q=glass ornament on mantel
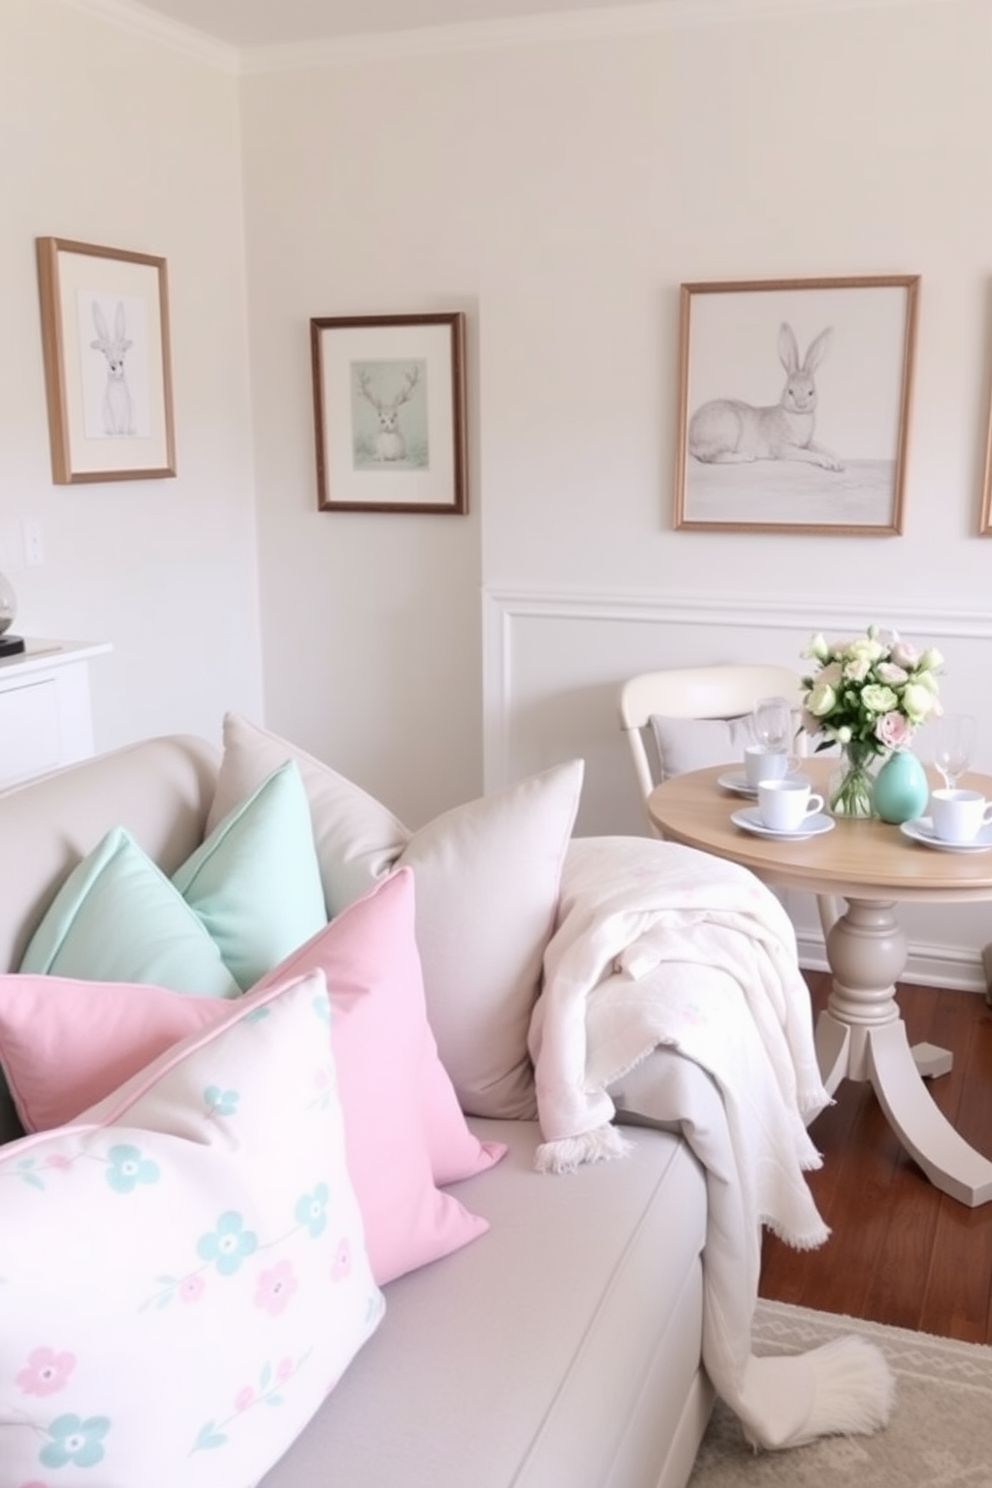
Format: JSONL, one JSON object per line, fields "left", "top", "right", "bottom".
{"left": 0, "top": 570, "right": 25, "bottom": 656}
{"left": 0, "top": 570, "right": 15, "bottom": 634}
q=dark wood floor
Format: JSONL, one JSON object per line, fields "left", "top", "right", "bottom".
{"left": 759, "top": 970, "right": 992, "bottom": 1345}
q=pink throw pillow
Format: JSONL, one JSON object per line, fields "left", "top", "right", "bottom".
{"left": 252, "top": 869, "right": 505, "bottom": 1281}
{"left": 0, "top": 869, "right": 504, "bottom": 1284}
{"left": 0, "top": 976, "right": 227, "bottom": 1134}
{"left": 253, "top": 873, "right": 505, "bottom": 1190}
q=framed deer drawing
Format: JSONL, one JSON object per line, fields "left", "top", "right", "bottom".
{"left": 310, "top": 312, "right": 468, "bottom": 514}
{"left": 36, "top": 238, "right": 176, "bottom": 483}
{"left": 673, "top": 275, "right": 919, "bottom": 535}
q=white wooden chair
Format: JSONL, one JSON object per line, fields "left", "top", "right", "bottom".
{"left": 618, "top": 663, "right": 838, "bottom": 938}
{"left": 618, "top": 663, "right": 805, "bottom": 802}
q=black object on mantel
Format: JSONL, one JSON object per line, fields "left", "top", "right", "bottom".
{"left": 0, "top": 634, "right": 25, "bottom": 658}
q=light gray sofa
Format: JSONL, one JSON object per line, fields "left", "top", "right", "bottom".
{"left": 0, "top": 736, "right": 713, "bottom": 1488}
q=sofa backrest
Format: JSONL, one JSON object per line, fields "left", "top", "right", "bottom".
{"left": 0, "top": 734, "right": 219, "bottom": 975}
{"left": 0, "top": 734, "right": 219, "bottom": 1144}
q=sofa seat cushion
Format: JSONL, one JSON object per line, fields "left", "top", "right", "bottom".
{"left": 257, "top": 1117, "right": 708, "bottom": 1488}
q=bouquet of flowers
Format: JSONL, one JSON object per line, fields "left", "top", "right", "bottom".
{"left": 800, "top": 625, "right": 943, "bottom": 816}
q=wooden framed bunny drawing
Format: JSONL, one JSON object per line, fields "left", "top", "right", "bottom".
{"left": 36, "top": 237, "right": 176, "bottom": 483}
{"left": 673, "top": 274, "right": 919, "bottom": 536}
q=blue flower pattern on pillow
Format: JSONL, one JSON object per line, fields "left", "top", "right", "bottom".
{"left": 294, "top": 1183, "right": 329, "bottom": 1240}
{"left": 40, "top": 1411, "right": 112, "bottom": 1469}
{"left": 0, "top": 972, "right": 385, "bottom": 1484}
{"left": 197, "top": 1211, "right": 259, "bottom": 1276}
{"left": 204, "top": 1084, "right": 240, "bottom": 1118}
{"left": 105, "top": 1143, "right": 160, "bottom": 1194}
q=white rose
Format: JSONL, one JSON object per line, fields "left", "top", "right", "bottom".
{"left": 802, "top": 633, "right": 830, "bottom": 664}
{"left": 902, "top": 682, "right": 938, "bottom": 723}
{"left": 861, "top": 683, "right": 899, "bottom": 715}
{"left": 806, "top": 679, "right": 837, "bottom": 718}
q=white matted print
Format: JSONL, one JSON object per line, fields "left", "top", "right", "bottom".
{"left": 310, "top": 313, "right": 467, "bottom": 514}
{"left": 36, "top": 238, "right": 176, "bottom": 483}
{"left": 674, "top": 276, "right": 919, "bottom": 535}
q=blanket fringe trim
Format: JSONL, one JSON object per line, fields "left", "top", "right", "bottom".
{"left": 535, "top": 1126, "right": 632, "bottom": 1174}
{"left": 743, "top": 1337, "right": 896, "bottom": 1451}
{"left": 801, "top": 1336, "right": 896, "bottom": 1443}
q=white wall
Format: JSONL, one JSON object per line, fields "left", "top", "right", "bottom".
{"left": 7, "top": 0, "right": 992, "bottom": 984}
{"left": 0, "top": 0, "right": 263, "bottom": 751}
{"left": 240, "top": 0, "right": 992, "bottom": 980}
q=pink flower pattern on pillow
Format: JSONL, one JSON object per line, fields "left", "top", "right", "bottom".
{"left": 15, "top": 1347, "right": 75, "bottom": 1397}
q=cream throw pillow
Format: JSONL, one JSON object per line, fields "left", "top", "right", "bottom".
{"left": 208, "top": 715, "right": 584, "bottom": 1119}
{"left": 649, "top": 714, "right": 757, "bottom": 782}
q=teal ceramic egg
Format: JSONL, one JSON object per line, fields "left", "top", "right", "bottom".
{"left": 872, "top": 749, "right": 929, "bottom": 824}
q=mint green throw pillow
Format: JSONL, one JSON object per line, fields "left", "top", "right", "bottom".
{"left": 19, "top": 761, "right": 327, "bottom": 994}
{"left": 173, "top": 759, "right": 327, "bottom": 988}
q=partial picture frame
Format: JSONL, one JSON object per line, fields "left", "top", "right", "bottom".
{"left": 674, "top": 275, "right": 920, "bottom": 535}
{"left": 36, "top": 237, "right": 176, "bottom": 484}
{"left": 310, "top": 312, "right": 467, "bottom": 514}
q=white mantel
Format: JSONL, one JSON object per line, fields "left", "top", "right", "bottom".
{"left": 0, "top": 640, "right": 111, "bottom": 789}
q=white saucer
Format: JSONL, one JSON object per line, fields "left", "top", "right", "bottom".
{"left": 718, "top": 771, "right": 807, "bottom": 799}
{"left": 899, "top": 817, "right": 992, "bottom": 854}
{"left": 731, "top": 807, "right": 835, "bottom": 841}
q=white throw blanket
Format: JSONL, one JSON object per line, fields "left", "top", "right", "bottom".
{"left": 528, "top": 836, "right": 895, "bottom": 1451}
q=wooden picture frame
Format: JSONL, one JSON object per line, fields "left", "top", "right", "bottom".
{"left": 310, "top": 312, "right": 467, "bottom": 514}
{"left": 980, "top": 374, "right": 992, "bottom": 535}
{"left": 36, "top": 237, "right": 176, "bottom": 483}
{"left": 673, "top": 275, "right": 919, "bottom": 535}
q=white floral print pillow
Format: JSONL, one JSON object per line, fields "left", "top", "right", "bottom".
{"left": 0, "top": 970, "right": 384, "bottom": 1488}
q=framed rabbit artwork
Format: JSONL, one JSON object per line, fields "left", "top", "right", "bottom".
{"left": 310, "top": 312, "right": 468, "bottom": 514}
{"left": 36, "top": 238, "right": 176, "bottom": 484}
{"left": 673, "top": 275, "right": 919, "bottom": 535}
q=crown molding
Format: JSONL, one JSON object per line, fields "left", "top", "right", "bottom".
{"left": 239, "top": 0, "right": 965, "bottom": 73}
{"left": 57, "top": 0, "right": 969, "bottom": 75}
{"left": 56, "top": 0, "right": 239, "bottom": 71}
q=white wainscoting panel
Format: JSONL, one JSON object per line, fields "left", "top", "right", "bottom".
{"left": 483, "top": 587, "right": 992, "bottom": 991}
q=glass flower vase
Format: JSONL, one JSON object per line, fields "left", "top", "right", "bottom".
{"left": 827, "top": 742, "right": 881, "bottom": 819}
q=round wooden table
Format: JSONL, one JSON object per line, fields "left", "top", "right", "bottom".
{"left": 648, "top": 759, "right": 992, "bottom": 1207}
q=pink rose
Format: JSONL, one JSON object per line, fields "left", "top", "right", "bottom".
{"left": 890, "top": 640, "right": 919, "bottom": 668}
{"left": 876, "top": 712, "right": 913, "bottom": 749}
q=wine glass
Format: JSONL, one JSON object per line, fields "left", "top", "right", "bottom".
{"left": 753, "top": 695, "right": 793, "bottom": 754}
{"left": 932, "top": 713, "right": 975, "bottom": 790}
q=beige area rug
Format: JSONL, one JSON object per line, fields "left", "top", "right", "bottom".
{"left": 689, "top": 1299, "right": 992, "bottom": 1487}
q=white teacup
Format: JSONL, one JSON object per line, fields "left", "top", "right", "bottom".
{"left": 743, "top": 744, "right": 797, "bottom": 789}
{"left": 929, "top": 788, "right": 992, "bottom": 844}
{"left": 758, "top": 778, "right": 824, "bottom": 833}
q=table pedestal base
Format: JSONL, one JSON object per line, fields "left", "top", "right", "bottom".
{"left": 814, "top": 897, "right": 992, "bottom": 1208}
